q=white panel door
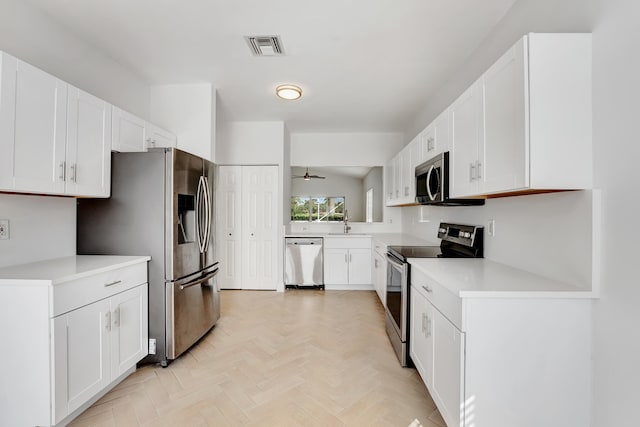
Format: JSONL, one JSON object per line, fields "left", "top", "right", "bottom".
{"left": 0, "top": 53, "right": 17, "bottom": 191}
{"left": 146, "top": 123, "right": 177, "bottom": 149}
{"left": 348, "top": 249, "right": 372, "bottom": 285}
{"left": 373, "top": 251, "right": 386, "bottom": 304}
{"left": 66, "top": 86, "right": 112, "bottom": 197}
{"left": 450, "top": 80, "right": 482, "bottom": 198}
{"left": 241, "top": 165, "right": 278, "bottom": 290}
{"left": 433, "top": 109, "right": 450, "bottom": 156}
{"left": 432, "top": 308, "right": 465, "bottom": 427}
{"left": 482, "top": 37, "right": 529, "bottom": 194}
{"left": 217, "top": 166, "right": 242, "bottom": 289}
{"left": 56, "top": 298, "right": 111, "bottom": 416}
{"left": 110, "top": 284, "right": 148, "bottom": 379}
{"left": 323, "top": 248, "right": 349, "bottom": 285}
{"left": 13, "top": 58, "right": 67, "bottom": 194}
{"left": 112, "top": 106, "right": 146, "bottom": 152}
{"left": 410, "top": 287, "right": 434, "bottom": 387}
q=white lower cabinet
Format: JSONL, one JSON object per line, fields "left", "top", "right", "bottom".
{"left": 373, "top": 250, "right": 387, "bottom": 305}
{"left": 0, "top": 256, "right": 149, "bottom": 427}
{"left": 411, "top": 284, "right": 463, "bottom": 427}
{"left": 53, "top": 284, "right": 148, "bottom": 422}
{"left": 323, "top": 237, "right": 372, "bottom": 288}
{"left": 409, "top": 265, "right": 591, "bottom": 427}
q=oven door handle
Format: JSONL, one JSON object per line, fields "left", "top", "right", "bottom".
{"left": 386, "top": 253, "right": 407, "bottom": 270}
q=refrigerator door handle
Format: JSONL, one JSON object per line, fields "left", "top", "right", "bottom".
{"left": 203, "top": 176, "right": 212, "bottom": 253}
{"left": 179, "top": 267, "right": 219, "bottom": 290}
{"left": 196, "top": 176, "right": 206, "bottom": 253}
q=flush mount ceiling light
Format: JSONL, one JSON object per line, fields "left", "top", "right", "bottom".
{"left": 276, "top": 84, "right": 302, "bottom": 100}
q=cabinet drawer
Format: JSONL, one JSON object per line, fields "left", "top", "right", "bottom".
{"left": 53, "top": 262, "right": 147, "bottom": 317}
{"left": 411, "top": 266, "right": 462, "bottom": 330}
{"left": 323, "top": 237, "right": 371, "bottom": 249}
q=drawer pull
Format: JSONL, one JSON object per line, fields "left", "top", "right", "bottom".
{"left": 422, "top": 285, "right": 433, "bottom": 293}
{"left": 104, "top": 280, "right": 122, "bottom": 287}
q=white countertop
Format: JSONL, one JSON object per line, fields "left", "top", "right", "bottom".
{"left": 409, "top": 258, "right": 595, "bottom": 299}
{"left": 0, "top": 255, "right": 151, "bottom": 286}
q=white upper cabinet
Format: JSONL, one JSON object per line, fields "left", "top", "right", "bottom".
{"left": 420, "top": 109, "right": 450, "bottom": 162}
{"left": 66, "top": 87, "right": 112, "bottom": 197}
{"left": 386, "top": 139, "right": 417, "bottom": 207}
{"left": 111, "top": 106, "right": 147, "bottom": 152}
{"left": 146, "top": 123, "right": 177, "bottom": 149}
{"left": 0, "top": 52, "right": 111, "bottom": 198}
{"left": 451, "top": 33, "right": 592, "bottom": 198}
{"left": 450, "top": 80, "right": 484, "bottom": 198}
{"left": 2, "top": 54, "right": 68, "bottom": 195}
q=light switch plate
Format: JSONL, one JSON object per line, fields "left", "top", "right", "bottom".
{"left": 487, "top": 219, "right": 496, "bottom": 237}
{"left": 0, "top": 219, "right": 9, "bottom": 240}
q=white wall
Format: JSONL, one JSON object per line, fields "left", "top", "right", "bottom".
{"left": 0, "top": 194, "right": 76, "bottom": 268}
{"left": 150, "top": 84, "right": 216, "bottom": 161}
{"left": 363, "top": 167, "right": 384, "bottom": 222}
{"left": 401, "top": 0, "right": 639, "bottom": 424}
{"left": 290, "top": 132, "right": 404, "bottom": 166}
{"left": 216, "top": 121, "right": 285, "bottom": 165}
{"left": 402, "top": 191, "right": 596, "bottom": 289}
{"left": 0, "top": 0, "right": 149, "bottom": 119}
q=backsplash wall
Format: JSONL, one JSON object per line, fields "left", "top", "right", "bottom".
{"left": 0, "top": 194, "right": 76, "bottom": 268}
{"left": 401, "top": 190, "right": 596, "bottom": 289}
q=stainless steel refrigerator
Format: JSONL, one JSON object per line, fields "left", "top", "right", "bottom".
{"left": 77, "top": 148, "right": 219, "bottom": 366}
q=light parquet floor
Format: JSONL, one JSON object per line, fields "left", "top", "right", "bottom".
{"left": 69, "top": 290, "right": 445, "bottom": 427}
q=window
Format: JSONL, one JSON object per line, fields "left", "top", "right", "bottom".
{"left": 291, "top": 196, "right": 345, "bottom": 222}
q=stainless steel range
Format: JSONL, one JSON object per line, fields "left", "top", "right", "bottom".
{"left": 385, "top": 223, "right": 483, "bottom": 366}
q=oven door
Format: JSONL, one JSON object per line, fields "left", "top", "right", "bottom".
{"left": 386, "top": 253, "right": 408, "bottom": 340}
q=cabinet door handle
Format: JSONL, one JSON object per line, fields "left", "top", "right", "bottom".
{"left": 421, "top": 312, "right": 427, "bottom": 333}
{"left": 59, "top": 161, "right": 66, "bottom": 181}
{"left": 469, "top": 163, "right": 475, "bottom": 182}
{"left": 113, "top": 307, "right": 120, "bottom": 327}
{"left": 70, "top": 163, "right": 77, "bottom": 183}
{"left": 104, "top": 280, "right": 122, "bottom": 287}
{"left": 374, "top": 259, "right": 378, "bottom": 268}
{"left": 344, "top": 254, "right": 348, "bottom": 263}
{"left": 476, "top": 160, "right": 482, "bottom": 179}
{"left": 422, "top": 285, "right": 433, "bottom": 293}
{"left": 105, "top": 311, "right": 111, "bottom": 331}
{"left": 349, "top": 253, "right": 352, "bottom": 263}
{"left": 426, "top": 315, "right": 431, "bottom": 338}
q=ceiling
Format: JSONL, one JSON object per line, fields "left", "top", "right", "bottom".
{"left": 27, "top": 0, "right": 518, "bottom": 133}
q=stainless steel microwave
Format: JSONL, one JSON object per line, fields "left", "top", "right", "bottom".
{"left": 415, "top": 152, "right": 484, "bottom": 206}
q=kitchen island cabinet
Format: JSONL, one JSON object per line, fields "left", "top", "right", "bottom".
{"left": 0, "top": 255, "right": 150, "bottom": 427}
{"left": 409, "top": 258, "right": 593, "bottom": 427}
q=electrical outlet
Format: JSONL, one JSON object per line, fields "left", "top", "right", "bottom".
{"left": 0, "top": 219, "right": 9, "bottom": 240}
{"left": 488, "top": 219, "right": 496, "bottom": 237}
{"left": 148, "top": 338, "right": 157, "bottom": 354}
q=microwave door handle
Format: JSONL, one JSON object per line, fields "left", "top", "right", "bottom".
{"left": 426, "top": 165, "right": 436, "bottom": 201}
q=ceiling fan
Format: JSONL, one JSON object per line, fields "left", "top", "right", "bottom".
{"left": 293, "top": 168, "right": 326, "bottom": 180}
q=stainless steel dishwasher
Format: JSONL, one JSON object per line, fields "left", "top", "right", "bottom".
{"left": 284, "top": 237, "right": 324, "bottom": 289}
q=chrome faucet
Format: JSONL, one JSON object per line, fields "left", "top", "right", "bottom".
{"left": 343, "top": 209, "right": 351, "bottom": 234}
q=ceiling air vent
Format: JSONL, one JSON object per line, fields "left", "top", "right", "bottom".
{"left": 244, "top": 35, "right": 285, "bottom": 56}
